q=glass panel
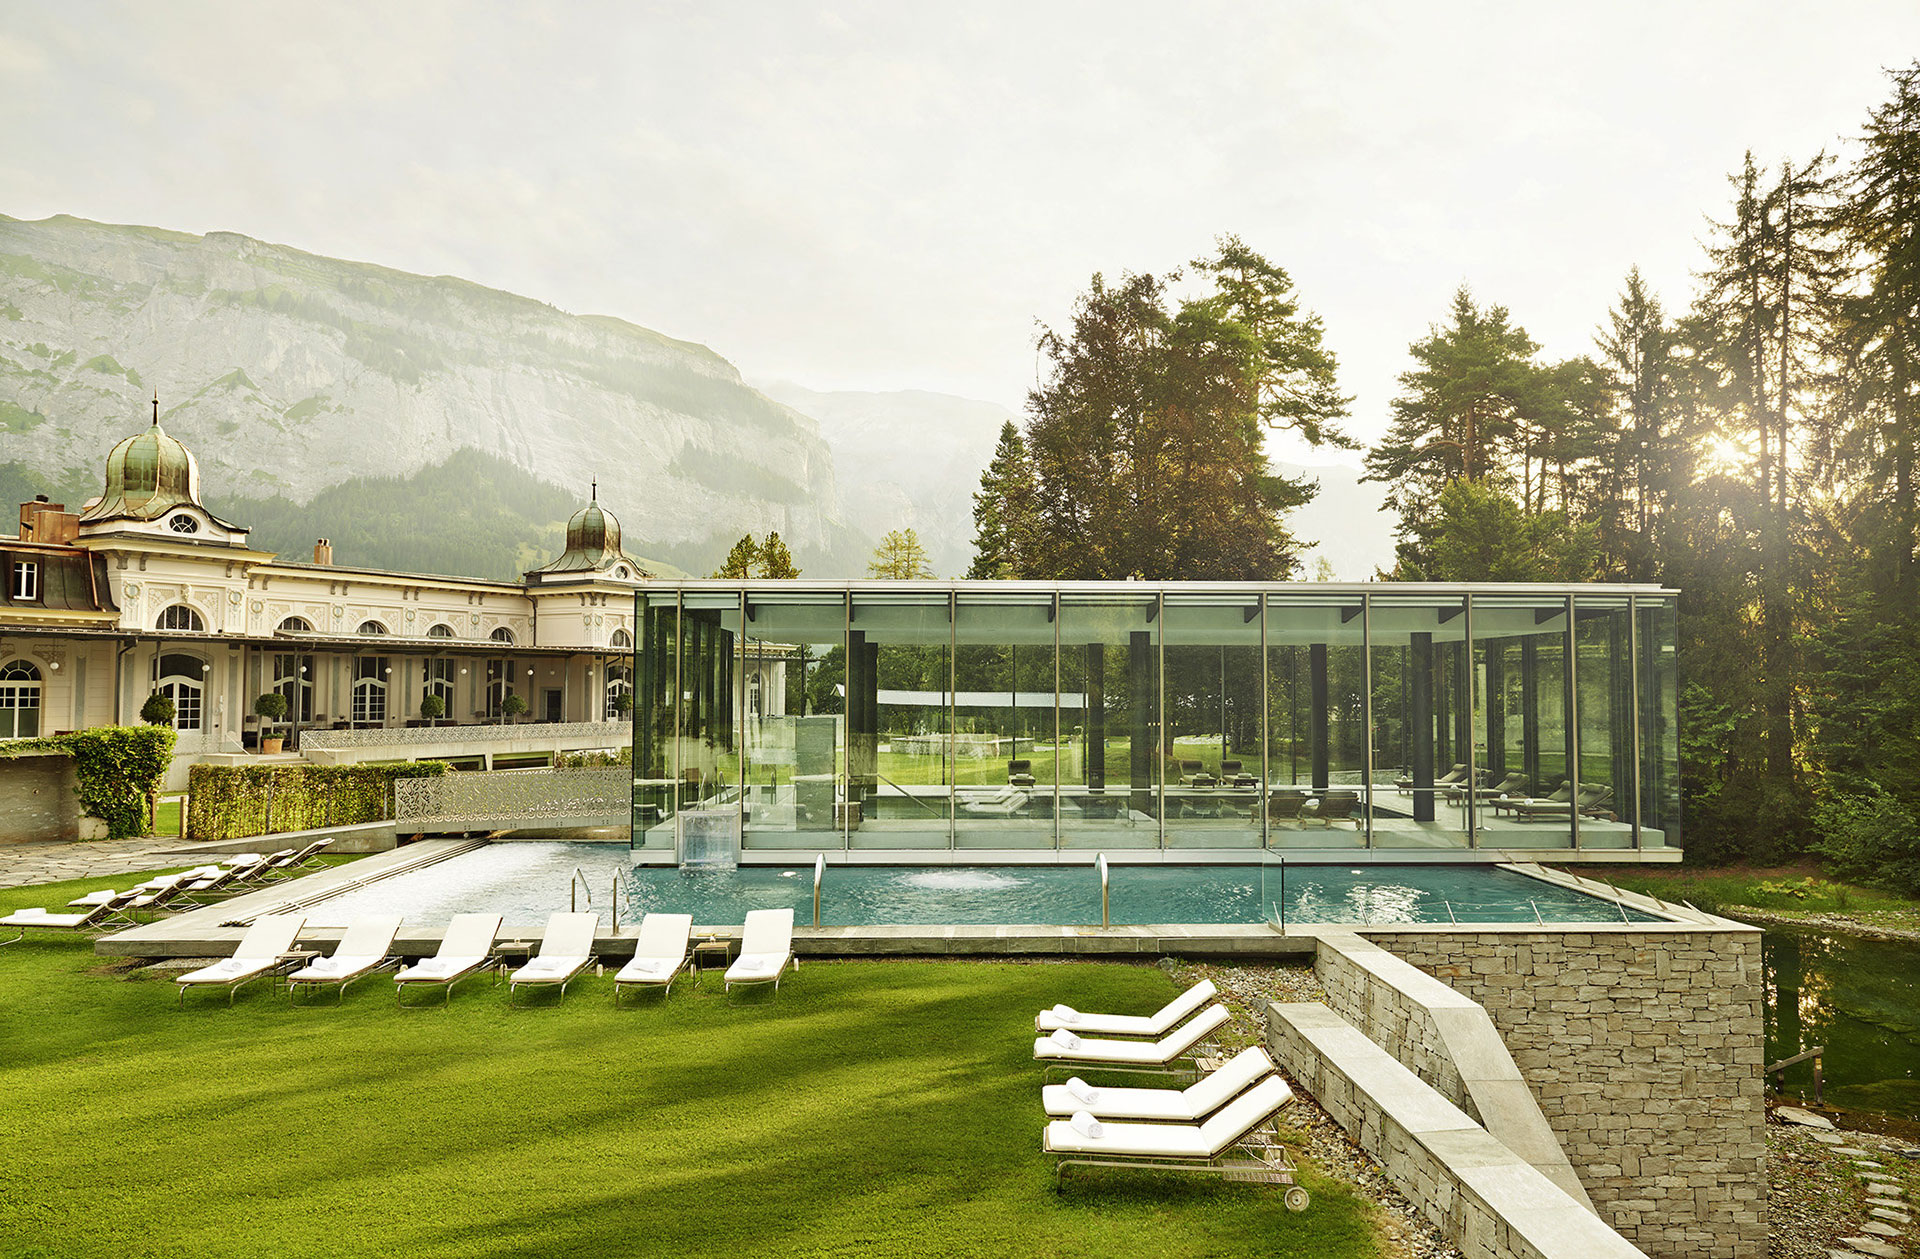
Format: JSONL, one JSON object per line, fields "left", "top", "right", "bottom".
{"left": 1574, "top": 595, "right": 1635, "bottom": 850}
{"left": 631, "top": 593, "right": 676, "bottom": 852}
{"left": 1163, "top": 595, "right": 1263, "bottom": 849}
{"left": 849, "top": 589, "right": 952, "bottom": 850}
{"left": 1363, "top": 594, "right": 1469, "bottom": 849}
{"left": 1057, "top": 593, "right": 1160, "bottom": 848}
{"left": 1266, "top": 593, "right": 1367, "bottom": 849}
{"left": 273, "top": 653, "right": 314, "bottom": 724}
{"left": 1639, "top": 596, "right": 1680, "bottom": 850}
{"left": 676, "top": 592, "right": 742, "bottom": 830}
{"left": 738, "top": 590, "right": 846, "bottom": 851}
{"left": 953, "top": 592, "right": 1058, "bottom": 849}
{"left": 1470, "top": 596, "right": 1575, "bottom": 850}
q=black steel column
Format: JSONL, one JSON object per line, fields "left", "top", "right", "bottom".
{"left": 1485, "top": 643, "right": 1506, "bottom": 777}
{"left": 1520, "top": 638, "right": 1540, "bottom": 791}
{"left": 1084, "top": 645, "right": 1105, "bottom": 791}
{"left": 1410, "top": 631, "right": 1435, "bottom": 823}
{"left": 1129, "top": 630, "right": 1154, "bottom": 818}
{"left": 1310, "top": 642, "right": 1330, "bottom": 791}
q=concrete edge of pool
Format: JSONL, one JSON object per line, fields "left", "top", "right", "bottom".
{"left": 92, "top": 841, "right": 1741, "bottom": 959}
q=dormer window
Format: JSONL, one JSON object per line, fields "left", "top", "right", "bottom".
{"left": 168, "top": 514, "right": 199, "bottom": 534}
{"left": 11, "top": 561, "right": 37, "bottom": 601}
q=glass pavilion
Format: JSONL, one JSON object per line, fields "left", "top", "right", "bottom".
{"left": 628, "top": 582, "right": 1679, "bottom": 861}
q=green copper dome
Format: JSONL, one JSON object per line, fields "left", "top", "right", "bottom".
{"left": 532, "top": 482, "right": 646, "bottom": 577}
{"left": 80, "top": 404, "right": 203, "bottom": 524}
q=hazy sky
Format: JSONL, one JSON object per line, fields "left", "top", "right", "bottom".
{"left": 6, "top": 3, "right": 1917, "bottom": 464}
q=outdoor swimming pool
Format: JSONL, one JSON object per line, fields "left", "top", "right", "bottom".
{"left": 303, "top": 843, "right": 1664, "bottom": 929}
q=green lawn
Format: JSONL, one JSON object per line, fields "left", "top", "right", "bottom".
{"left": 1587, "top": 862, "right": 1920, "bottom": 929}
{"left": 0, "top": 873, "right": 1380, "bottom": 1259}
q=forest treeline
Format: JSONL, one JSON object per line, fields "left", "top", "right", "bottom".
{"left": 970, "top": 63, "right": 1920, "bottom": 883}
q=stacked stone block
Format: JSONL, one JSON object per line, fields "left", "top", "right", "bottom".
{"left": 1339, "top": 927, "right": 1767, "bottom": 1259}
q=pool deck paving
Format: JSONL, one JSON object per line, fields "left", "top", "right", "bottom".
{"left": 0, "top": 837, "right": 209, "bottom": 890}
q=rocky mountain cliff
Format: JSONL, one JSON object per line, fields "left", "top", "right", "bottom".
{"left": 0, "top": 214, "right": 855, "bottom": 573}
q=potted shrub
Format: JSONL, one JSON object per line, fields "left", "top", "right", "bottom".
{"left": 420, "top": 693, "right": 446, "bottom": 725}
{"left": 253, "top": 692, "right": 289, "bottom": 752}
{"left": 141, "top": 691, "right": 175, "bottom": 727}
{"left": 502, "top": 692, "right": 529, "bottom": 724}
{"left": 612, "top": 692, "right": 633, "bottom": 720}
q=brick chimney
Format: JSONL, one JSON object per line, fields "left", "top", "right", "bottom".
{"left": 19, "top": 496, "right": 79, "bottom": 545}
{"left": 313, "top": 538, "right": 333, "bottom": 565}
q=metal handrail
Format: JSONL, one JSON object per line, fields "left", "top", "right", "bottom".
{"left": 1096, "top": 853, "right": 1110, "bottom": 927}
{"left": 570, "top": 866, "right": 593, "bottom": 912}
{"left": 871, "top": 770, "right": 947, "bottom": 820}
{"left": 813, "top": 853, "right": 825, "bottom": 927}
{"left": 1443, "top": 899, "right": 1458, "bottom": 925}
{"left": 1527, "top": 899, "right": 1545, "bottom": 925}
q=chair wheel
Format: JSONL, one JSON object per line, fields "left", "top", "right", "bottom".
{"left": 1284, "top": 1186, "right": 1310, "bottom": 1212}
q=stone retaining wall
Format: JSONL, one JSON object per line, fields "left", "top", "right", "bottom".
{"left": 0, "top": 754, "right": 81, "bottom": 844}
{"left": 1345, "top": 925, "right": 1767, "bottom": 1259}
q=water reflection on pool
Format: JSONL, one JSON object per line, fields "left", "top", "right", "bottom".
{"left": 306, "top": 844, "right": 1661, "bottom": 931}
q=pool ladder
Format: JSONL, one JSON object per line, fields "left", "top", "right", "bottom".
{"left": 570, "top": 866, "right": 629, "bottom": 920}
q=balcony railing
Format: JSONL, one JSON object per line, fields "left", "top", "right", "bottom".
{"left": 297, "top": 720, "right": 629, "bottom": 751}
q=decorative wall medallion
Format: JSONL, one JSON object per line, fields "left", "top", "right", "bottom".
{"left": 250, "top": 599, "right": 264, "bottom": 613}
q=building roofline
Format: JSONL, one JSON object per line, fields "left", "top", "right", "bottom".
{"left": 259, "top": 560, "right": 526, "bottom": 591}
{"left": 620, "top": 579, "right": 1682, "bottom": 597}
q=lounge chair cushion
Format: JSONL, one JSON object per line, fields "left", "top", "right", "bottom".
{"left": 1045, "top": 1076, "right": 1294, "bottom": 1158}
{"left": 289, "top": 954, "right": 383, "bottom": 981}
{"left": 513, "top": 955, "right": 589, "bottom": 983}
{"left": 396, "top": 956, "right": 484, "bottom": 982}
{"left": 2, "top": 908, "right": 97, "bottom": 927}
{"left": 178, "top": 957, "right": 275, "bottom": 985}
{"left": 1036, "top": 979, "right": 1217, "bottom": 1035}
{"left": 1042, "top": 1045, "right": 1274, "bottom": 1120}
{"left": 726, "top": 952, "right": 788, "bottom": 983}
{"left": 1033, "top": 1004, "right": 1229, "bottom": 1065}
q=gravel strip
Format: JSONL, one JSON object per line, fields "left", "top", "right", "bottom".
{"left": 1165, "top": 959, "right": 1463, "bottom": 1259}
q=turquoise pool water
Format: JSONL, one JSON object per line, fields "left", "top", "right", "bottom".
{"left": 304, "top": 843, "right": 1662, "bottom": 929}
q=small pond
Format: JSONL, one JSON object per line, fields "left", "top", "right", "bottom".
{"left": 1764, "top": 925, "right": 1920, "bottom": 1117}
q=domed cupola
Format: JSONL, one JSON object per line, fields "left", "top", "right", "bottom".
{"left": 80, "top": 397, "right": 207, "bottom": 524}
{"left": 530, "top": 481, "right": 648, "bottom": 580}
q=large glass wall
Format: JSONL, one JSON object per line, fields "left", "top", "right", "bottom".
{"left": 631, "top": 583, "right": 1682, "bottom": 858}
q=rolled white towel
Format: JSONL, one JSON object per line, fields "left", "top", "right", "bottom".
{"left": 1065, "top": 1077, "right": 1099, "bottom": 1106}
{"left": 1051, "top": 1003, "right": 1078, "bottom": 1022}
{"left": 1048, "top": 1028, "right": 1081, "bottom": 1051}
{"left": 1069, "top": 1110, "right": 1103, "bottom": 1139}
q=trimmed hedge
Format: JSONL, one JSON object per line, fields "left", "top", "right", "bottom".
{"left": 0, "top": 726, "right": 177, "bottom": 839}
{"left": 186, "top": 762, "right": 448, "bottom": 842}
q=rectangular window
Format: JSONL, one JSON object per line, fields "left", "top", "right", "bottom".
{"left": 12, "top": 561, "right": 37, "bottom": 601}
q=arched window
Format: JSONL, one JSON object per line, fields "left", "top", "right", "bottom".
{"left": 277, "top": 616, "right": 314, "bottom": 634}
{"left": 423, "top": 658, "right": 455, "bottom": 718}
{"left": 605, "top": 664, "right": 632, "bottom": 720}
{"left": 490, "top": 627, "right": 516, "bottom": 646}
{"left": 352, "top": 656, "right": 389, "bottom": 724}
{"left": 610, "top": 629, "right": 632, "bottom": 651}
{"left": 357, "top": 620, "right": 389, "bottom": 636}
{"left": 427, "top": 624, "right": 456, "bottom": 639}
{"left": 167, "top": 513, "right": 200, "bottom": 535}
{"left": 157, "top": 605, "right": 204, "bottom": 632}
{"left": 0, "top": 660, "right": 42, "bottom": 739}
{"left": 156, "top": 653, "right": 206, "bottom": 731}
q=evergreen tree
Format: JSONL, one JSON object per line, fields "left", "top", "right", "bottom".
{"left": 1594, "top": 268, "right": 1679, "bottom": 578}
{"left": 712, "top": 534, "right": 760, "bottom": 578}
{"left": 869, "top": 528, "right": 934, "bottom": 579}
{"left": 1364, "top": 287, "right": 1550, "bottom": 572}
{"left": 966, "top": 422, "right": 1036, "bottom": 578}
{"left": 758, "top": 532, "right": 800, "bottom": 579}
{"left": 1834, "top": 61, "right": 1920, "bottom": 603}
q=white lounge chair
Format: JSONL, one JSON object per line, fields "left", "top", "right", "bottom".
{"left": 507, "top": 912, "right": 601, "bottom": 1006}
{"left": 1035, "top": 979, "right": 1218, "bottom": 1036}
{"left": 724, "top": 907, "right": 797, "bottom": 993}
{"left": 1033, "top": 1004, "right": 1230, "bottom": 1070}
{"left": 1041, "top": 1046, "right": 1276, "bottom": 1121}
{"left": 613, "top": 913, "right": 693, "bottom": 1003}
{"left": 1044, "top": 1074, "right": 1306, "bottom": 1205}
{"left": 263, "top": 838, "right": 334, "bottom": 877}
{"left": 0, "top": 900, "right": 117, "bottom": 945}
{"left": 175, "top": 914, "right": 308, "bottom": 1005}
{"left": 287, "top": 914, "right": 404, "bottom": 1004}
{"left": 395, "top": 913, "right": 504, "bottom": 1006}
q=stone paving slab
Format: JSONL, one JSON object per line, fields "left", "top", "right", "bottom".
{"left": 1839, "top": 1236, "right": 1902, "bottom": 1257}
{"left": 1867, "top": 1207, "right": 1910, "bottom": 1225}
{"left": 0, "top": 838, "right": 200, "bottom": 890}
{"left": 1867, "top": 1196, "right": 1907, "bottom": 1209}
{"left": 1859, "top": 1219, "right": 1900, "bottom": 1237}
{"left": 1866, "top": 1180, "right": 1904, "bottom": 1196}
